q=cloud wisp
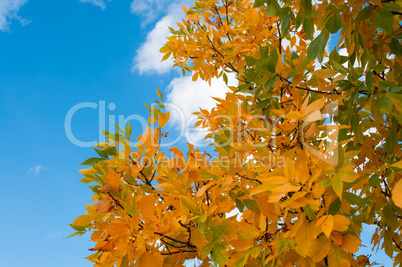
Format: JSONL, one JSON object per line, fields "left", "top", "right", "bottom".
{"left": 79, "top": 0, "right": 110, "bottom": 10}
{"left": 132, "top": 13, "right": 177, "bottom": 74}
{"left": 28, "top": 164, "right": 44, "bottom": 175}
{"left": 0, "top": 0, "right": 29, "bottom": 31}
{"left": 132, "top": 1, "right": 194, "bottom": 74}
{"left": 165, "top": 72, "right": 238, "bottom": 146}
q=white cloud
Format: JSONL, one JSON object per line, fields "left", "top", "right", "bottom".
{"left": 130, "top": 0, "right": 168, "bottom": 26}
{"left": 46, "top": 232, "right": 63, "bottom": 239}
{"left": 28, "top": 164, "right": 44, "bottom": 175}
{"left": 79, "top": 0, "right": 110, "bottom": 10}
{"left": 165, "top": 72, "right": 238, "bottom": 146}
{"left": 132, "top": 1, "right": 197, "bottom": 74}
{"left": 0, "top": 0, "right": 29, "bottom": 31}
{"left": 130, "top": 0, "right": 192, "bottom": 27}
{"left": 132, "top": 13, "right": 177, "bottom": 74}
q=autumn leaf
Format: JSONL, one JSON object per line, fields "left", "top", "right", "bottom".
{"left": 392, "top": 179, "right": 402, "bottom": 209}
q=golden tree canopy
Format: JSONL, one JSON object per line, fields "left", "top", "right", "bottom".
{"left": 71, "top": 0, "right": 402, "bottom": 266}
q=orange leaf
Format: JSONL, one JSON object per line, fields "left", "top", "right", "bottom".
{"left": 341, "top": 233, "right": 360, "bottom": 253}
{"left": 392, "top": 179, "right": 402, "bottom": 208}
{"left": 138, "top": 251, "right": 160, "bottom": 267}
{"left": 322, "top": 215, "right": 334, "bottom": 238}
{"left": 307, "top": 235, "right": 331, "bottom": 262}
{"left": 333, "top": 215, "right": 350, "bottom": 232}
{"left": 313, "top": 69, "right": 338, "bottom": 79}
{"left": 109, "top": 222, "right": 131, "bottom": 236}
{"left": 328, "top": 245, "right": 350, "bottom": 267}
{"left": 228, "top": 239, "right": 254, "bottom": 250}
{"left": 158, "top": 112, "right": 170, "bottom": 128}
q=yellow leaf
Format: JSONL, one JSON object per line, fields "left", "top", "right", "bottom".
{"left": 228, "top": 239, "right": 254, "bottom": 250}
{"left": 108, "top": 222, "right": 131, "bottom": 236}
{"left": 322, "top": 215, "right": 334, "bottom": 238}
{"left": 392, "top": 179, "right": 402, "bottom": 208}
{"left": 196, "top": 183, "right": 213, "bottom": 198}
{"left": 304, "top": 110, "right": 323, "bottom": 122}
{"left": 341, "top": 233, "right": 360, "bottom": 253}
{"left": 72, "top": 215, "right": 92, "bottom": 226}
{"left": 392, "top": 161, "right": 402, "bottom": 169}
{"left": 258, "top": 194, "right": 280, "bottom": 219}
{"left": 138, "top": 251, "right": 160, "bottom": 267}
{"left": 301, "top": 97, "right": 326, "bottom": 117}
{"left": 307, "top": 235, "right": 331, "bottom": 262}
{"left": 137, "top": 195, "right": 155, "bottom": 216}
{"left": 340, "top": 163, "right": 359, "bottom": 183}
{"left": 158, "top": 112, "right": 170, "bottom": 128}
{"left": 287, "top": 111, "right": 302, "bottom": 120}
{"left": 159, "top": 46, "right": 170, "bottom": 54}
{"left": 294, "top": 219, "right": 311, "bottom": 257}
{"left": 313, "top": 69, "right": 338, "bottom": 79}
{"left": 328, "top": 245, "right": 350, "bottom": 267}
{"left": 333, "top": 215, "right": 350, "bottom": 232}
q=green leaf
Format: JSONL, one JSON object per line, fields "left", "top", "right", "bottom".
{"left": 280, "top": 14, "right": 291, "bottom": 36}
{"left": 267, "top": 46, "right": 278, "bottom": 73}
{"left": 374, "top": 8, "right": 394, "bottom": 34}
{"left": 328, "top": 198, "right": 341, "bottom": 215}
{"left": 301, "top": 0, "right": 313, "bottom": 18}
{"left": 326, "top": 12, "right": 342, "bottom": 34}
{"left": 355, "top": 5, "right": 375, "bottom": 22}
{"left": 69, "top": 224, "right": 86, "bottom": 232}
{"left": 265, "top": 0, "right": 281, "bottom": 17}
{"left": 372, "top": 64, "right": 388, "bottom": 73}
{"left": 366, "top": 71, "right": 374, "bottom": 91}
{"left": 111, "top": 119, "right": 124, "bottom": 134}
{"left": 253, "top": 0, "right": 266, "bottom": 8}
{"left": 125, "top": 174, "right": 137, "bottom": 185}
{"left": 223, "top": 72, "right": 228, "bottom": 84}
{"left": 155, "top": 100, "right": 165, "bottom": 109}
{"left": 125, "top": 122, "right": 132, "bottom": 140}
{"left": 211, "top": 244, "right": 229, "bottom": 265}
{"left": 81, "top": 157, "right": 105, "bottom": 166}
{"left": 388, "top": 93, "right": 402, "bottom": 108}
{"left": 201, "top": 243, "right": 213, "bottom": 259}
{"left": 383, "top": 204, "right": 398, "bottom": 228}
{"left": 332, "top": 173, "right": 343, "bottom": 199}
{"left": 243, "top": 199, "right": 260, "bottom": 212}
{"left": 307, "top": 31, "right": 325, "bottom": 61}
{"left": 389, "top": 37, "right": 402, "bottom": 56}
{"left": 264, "top": 76, "right": 276, "bottom": 90}
{"left": 235, "top": 198, "right": 245, "bottom": 212}
{"left": 351, "top": 113, "right": 359, "bottom": 134}
{"left": 375, "top": 95, "right": 393, "bottom": 114}
{"left": 103, "top": 146, "right": 118, "bottom": 156}
{"left": 321, "top": 179, "right": 332, "bottom": 187}
{"left": 303, "top": 18, "right": 314, "bottom": 40}
{"left": 344, "top": 192, "right": 364, "bottom": 207}
{"left": 234, "top": 252, "right": 250, "bottom": 267}
{"left": 94, "top": 148, "right": 108, "bottom": 158}
{"left": 328, "top": 245, "right": 349, "bottom": 267}
{"left": 385, "top": 119, "right": 397, "bottom": 154}
{"left": 156, "top": 87, "right": 163, "bottom": 101}
{"left": 369, "top": 174, "right": 381, "bottom": 187}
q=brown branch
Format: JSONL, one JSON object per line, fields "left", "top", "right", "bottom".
{"left": 236, "top": 172, "right": 262, "bottom": 184}
{"left": 107, "top": 192, "right": 132, "bottom": 218}
{"left": 160, "top": 250, "right": 197, "bottom": 255}
{"left": 276, "top": 74, "right": 341, "bottom": 95}
{"left": 154, "top": 232, "right": 191, "bottom": 246}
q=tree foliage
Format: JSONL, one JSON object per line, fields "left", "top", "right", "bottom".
{"left": 71, "top": 0, "right": 402, "bottom": 266}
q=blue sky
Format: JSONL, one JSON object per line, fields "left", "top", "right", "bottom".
{"left": 0, "top": 1, "right": 231, "bottom": 266}
{"left": 0, "top": 0, "right": 393, "bottom": 266}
